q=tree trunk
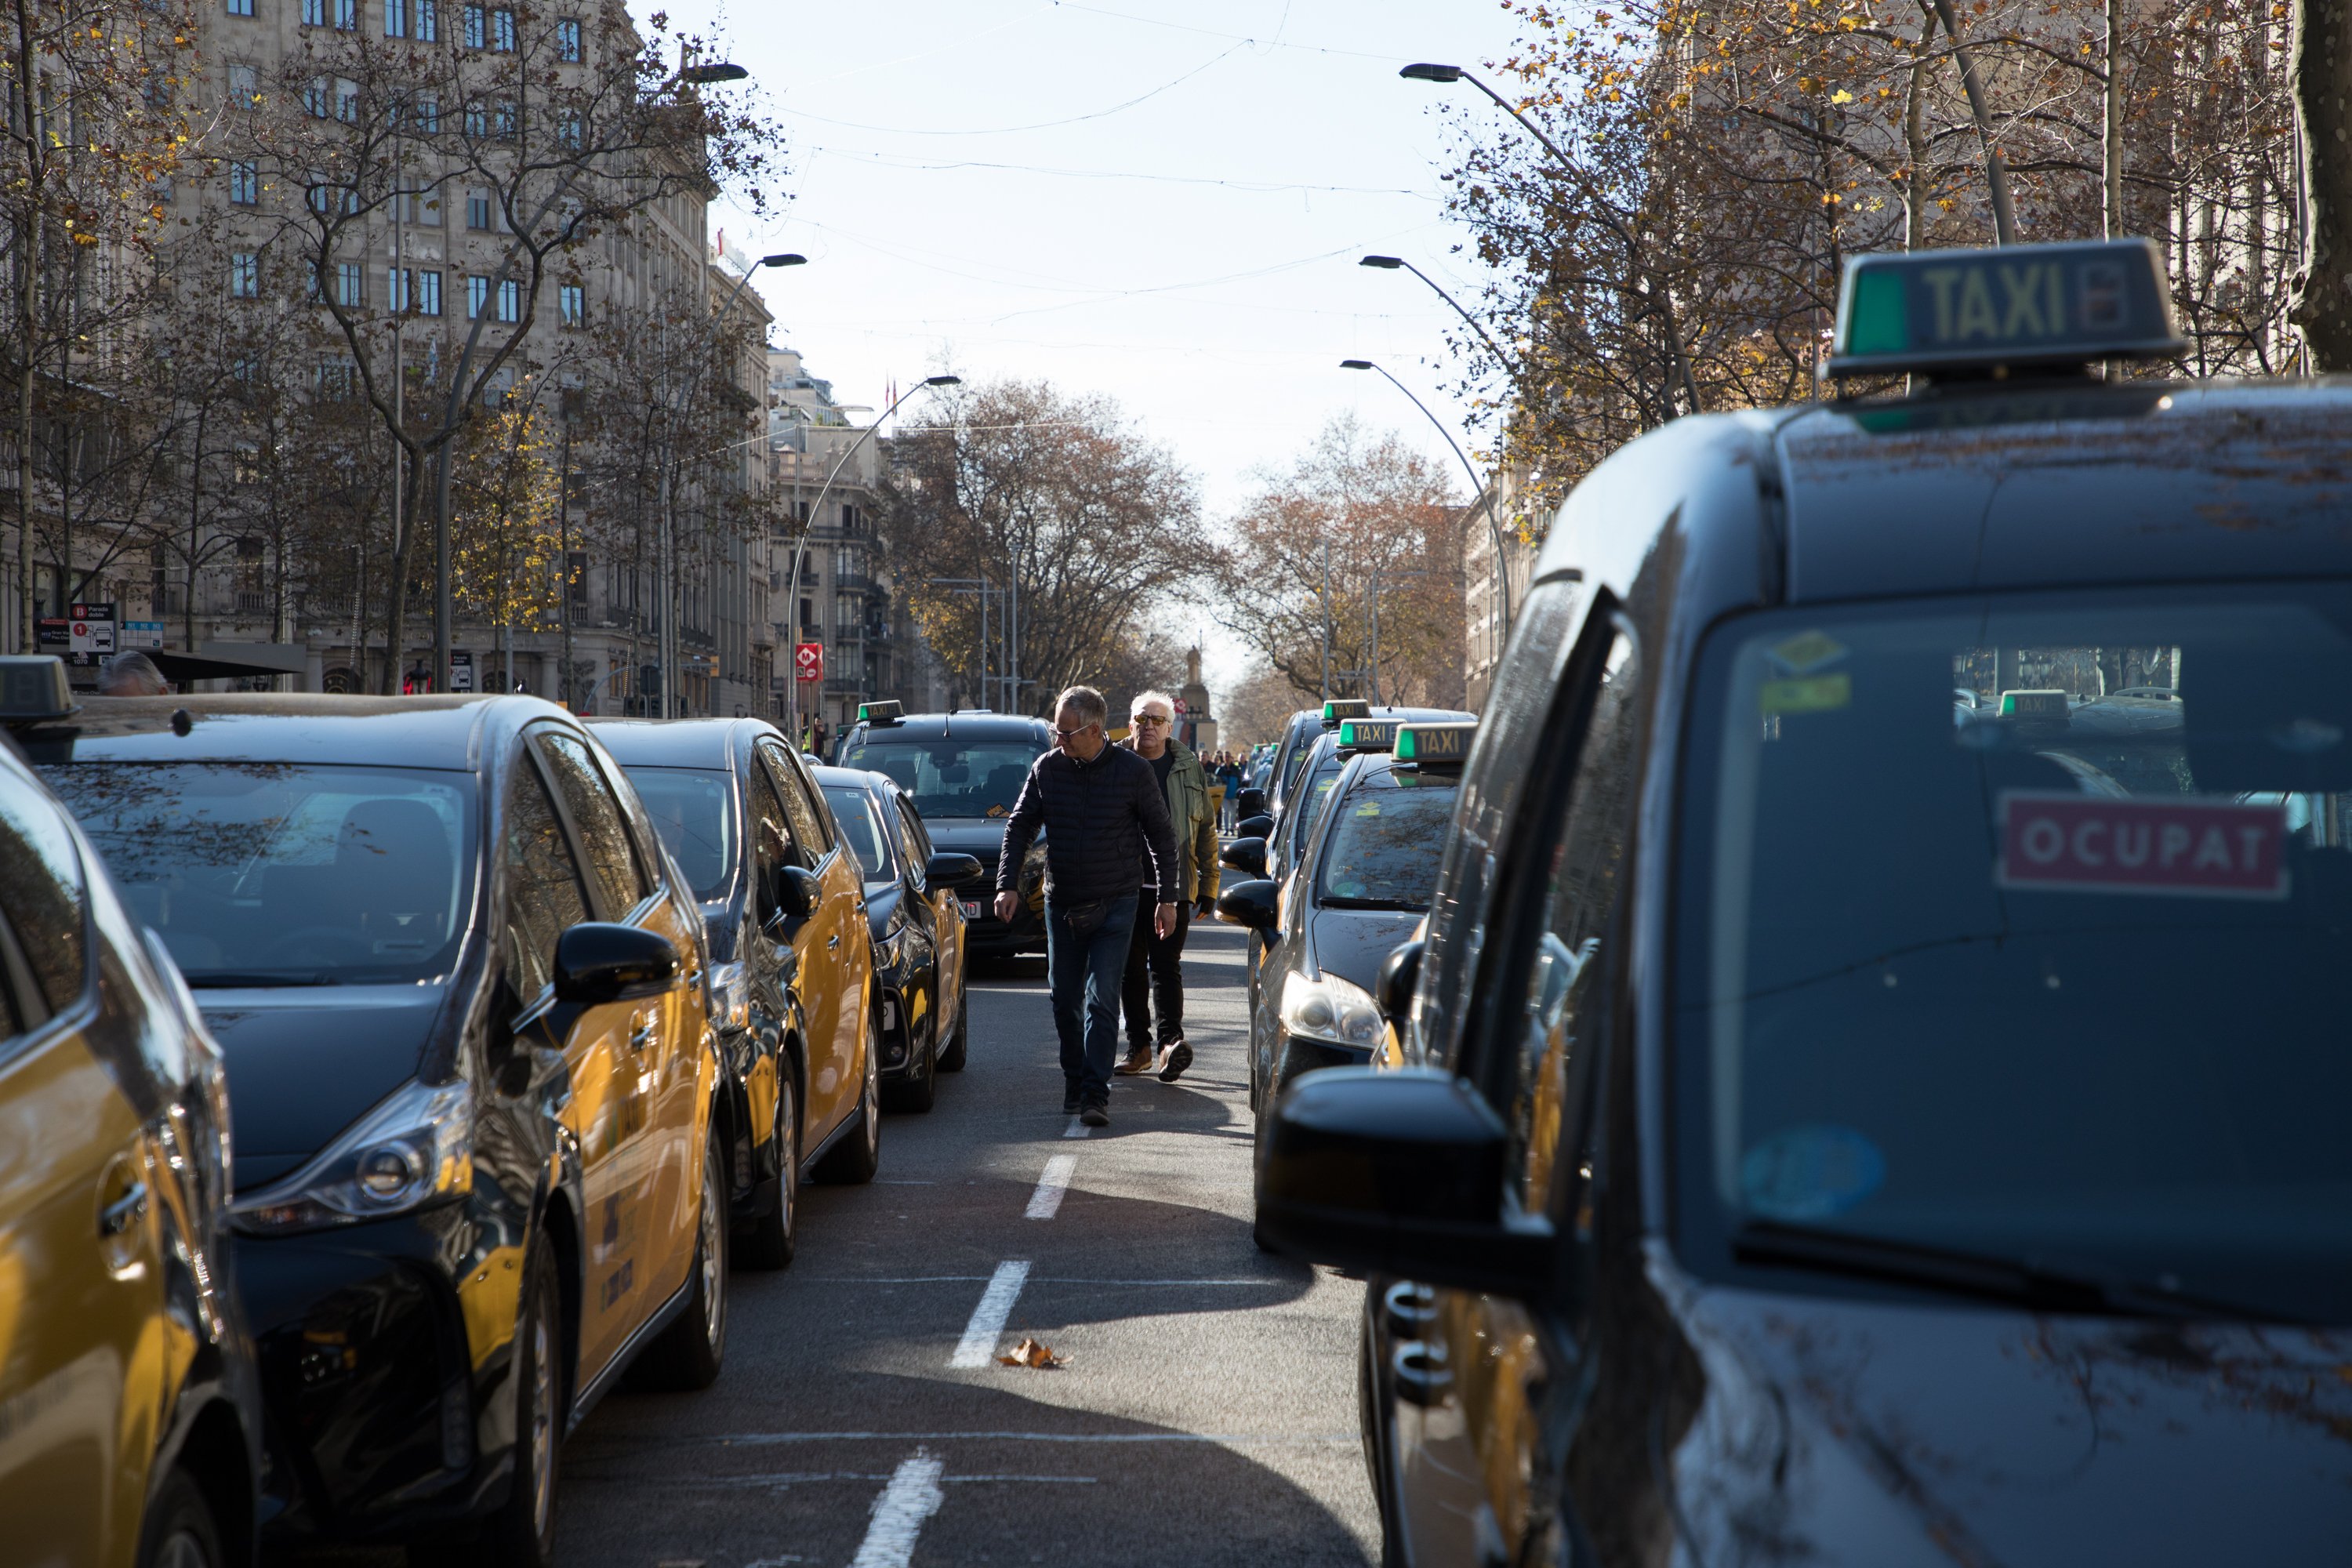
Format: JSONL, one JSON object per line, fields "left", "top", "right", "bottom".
{"left": 2288, "top": 0, "right": 2352, "bottom": 367}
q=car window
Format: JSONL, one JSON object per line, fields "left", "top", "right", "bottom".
{"left": 822, "top": 786, "right": 894, "bottom": 881}
{"left": 895, "top": 798, "right": 933, "bottom": 889}
{"left": 1316, "top": 769, "right": 1461, "bottom": 911}
{"left": 0, "top": 781, "right": 85, "bottom": 1031}
{"left": 1292, "top": 753, "right": 1343, "bottom": 856}
{"left": 757, "top": 740, "right": 832, "bottom": 865}
{"left": 626, "top": 766, "right": 735, "bottom": 902}
{"left": 537, "top": 731, "right": 651, "bottom": 917}
{"left": 503, "top": 757, "right": 591, "bottom": 1000}
{"left": 744, "top": 764, "right": 793, "bottom": 922}
{"left": 837, "top": 734, "right": 1042, "bottom": 819}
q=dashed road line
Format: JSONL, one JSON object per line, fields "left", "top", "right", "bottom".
{"left": 1025, "top": 1153, "right": 1077, "bottom": 1218}
{"left": 1062, "top": 1115, "right": 1092, "bottom": 1138}
{"left": 948, "top": 1261, "right": 1030, "bottom": 1368}
{"left": 847, "top": 1449, "right": 946, "bottom": 1568}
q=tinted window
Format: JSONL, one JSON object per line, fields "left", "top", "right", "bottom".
{"left": 503, "top": 760, "right": 590, "bottom": 999}
{"left": 1315, "top": 768, "right": 1460, "bottom": 910}
{"left": 1675, "top": 588, "right": 2352, "bottom": 1319}
{"left": 538, "top": 731, "right": 650, "bottom": 916}
{"left": 746, "top": 765, "right": 793, "bottom": 920}
{"left": 837, "top": 734, "right": 1041, "bottom": 819}
{"left": 627, "top": 766, "right": 735, "bottom": 901}
{"left": 758, "top": 742, "right": 831, "bottom": 863}
{"left": 1291, "top": 753, "right": 1343, "bottom": 856}
{"left": 48, "top": 762, "right": 470, "bottom": 985}
{"left": 0, "top": 779, "right": 85, "bottom": 1019}
{"left": 895, "top": 799, "right": 933, "bottom": 889}
{"left": 824, "top": 786, "right": 893, "bottom": 880}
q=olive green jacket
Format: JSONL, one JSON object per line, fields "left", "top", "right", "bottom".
{"left": 1125, "top": 738, "right": 1219, "bottom": 902}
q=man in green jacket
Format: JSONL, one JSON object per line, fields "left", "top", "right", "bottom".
{"left": 1116, "top": 689, "right": 1218, "bottom": 1080}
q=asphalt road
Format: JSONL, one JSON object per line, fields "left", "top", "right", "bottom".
{"left": 276, "top": 920, "right": 1379, "bottom": 1566}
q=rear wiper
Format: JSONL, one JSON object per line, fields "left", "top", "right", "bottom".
{"left": 180, "top": 970, "right": 336, "bottom": 989}
{"left": 1731, "top": 1218, "right": 2302, "bottom": 1324}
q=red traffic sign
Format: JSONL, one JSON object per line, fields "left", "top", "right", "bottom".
{"left": 795, "top": 642, "right": 824, "bottom": 683}
{"left": 1173, "top": 697, "right": 1188, "bottom": 714}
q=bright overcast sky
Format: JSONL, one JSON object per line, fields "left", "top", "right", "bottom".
{"left": 667, "top": 0, "right": 1528, "bottom": 532}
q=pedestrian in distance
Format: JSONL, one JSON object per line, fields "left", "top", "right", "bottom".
{"left": 96, "top": 652, "right": 170, "bottom": 696}
{"left": 1214, "top": 750, "right": 1243, "bottom": 831}
{"left": 1114, "top": 692, "right": 1218, "bottom": 1083}
{"left": 996, "top": 684, "right": 1179, "bottom": 1127}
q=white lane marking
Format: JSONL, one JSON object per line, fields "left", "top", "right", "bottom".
{"left": 1062, "top": 1116, "right": 1092, "bottom": 1139}
{"left": 700, "top": 1430, "right": 1359, "bottom": 1446}
{"left": 949, "top": 1261, "right": 1030, "bottom": 1368}
{"left": 848, "top": 1449, "right": 946, "bottom": 1568}
{"left": 1025, "top": 1154, "right": 1076, "bottom": 1219}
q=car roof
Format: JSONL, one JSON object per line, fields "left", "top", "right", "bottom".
{"left": 811, "top": 764, "right": 901, "bottom": 800}
{"left": 14, "top": 692, "right": 550, "bottom": 770}
{"left": 844, "top": 713, "right": 1050, "bottom": 743}
{"left": 587, "top": 715, "right": 778, "bottom": 770}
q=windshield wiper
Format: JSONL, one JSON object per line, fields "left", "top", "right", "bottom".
{"left": 1317, "top": 895, "right": 1425, "bottom": 911}
{"left": 1731, "top": 1218, "right": 2303, "bottom": 1324}
{"left": 180, "top": 970, "right": 337, "bottom": 989}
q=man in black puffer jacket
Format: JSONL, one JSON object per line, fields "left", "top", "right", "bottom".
{"left": 996, "top": 684, "right": 1178, "bottom": 1126}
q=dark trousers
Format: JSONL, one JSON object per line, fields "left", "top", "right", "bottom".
{"left": 1122, "top": 889, "right": 1190, "bottom": 1053}
{"left": 1047, "top": 895, "right": 1139, "bottom": 1105}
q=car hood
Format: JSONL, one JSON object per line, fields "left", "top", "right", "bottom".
{"left": 1307, "top": 906, "right": 1423, "bottom": 996}
{"left": 1661, "top": 1261, "right": 2352, "bottom": 1564}
{"left": 194, "top": 986, "right": 447, "bottom": 1192}
{"left": 922, "top": 817, "right": 1014, "bottom": 865}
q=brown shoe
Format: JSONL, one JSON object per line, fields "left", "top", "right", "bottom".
{"left": 1113, "top": 1045, "right": 1156, "bottom": 1076}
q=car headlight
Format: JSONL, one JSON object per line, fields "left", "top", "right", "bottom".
{"left": 1279, "top": 969, "right": 1385, "bottom": 1051}
{"left": 231, "top": 1078, "right": 474, "bottom": 1235}
{"left": 710, "top": 960, "right": 751, "bottom": 1033}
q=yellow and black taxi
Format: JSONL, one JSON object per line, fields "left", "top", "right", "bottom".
{"left": 833, "top": 703, "right": 1052, "bottom": 958}
{"left": 1256, "top": 238, "right": 2352, "bottom": 1565}
{"left": 26, "top": 691, "right": 724, "bottom": 1565}
{"left": 592, "top": 718, "right": 884, "bottom": 1272}
{"left": 0, "top": 657, "right": 264, "bottom": 1568}
{"left": 815, "top": 764, "right": 987, "bottom": 1111}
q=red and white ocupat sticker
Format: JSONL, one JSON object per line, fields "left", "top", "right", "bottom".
{"left": 1997, "top": 792, "right": 2288, "bottom": 899}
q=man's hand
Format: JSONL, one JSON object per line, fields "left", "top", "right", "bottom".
{"left": 994, "top": 891, "right": 1022, "bottom": 924}
{"left": 1155, "top": 902, "right": 1178, "bottom": 939}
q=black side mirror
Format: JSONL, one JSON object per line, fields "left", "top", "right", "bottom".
{"left": 1236, "top": 787, "right": 1267, "bottom": 819}
{"left": 1236, "top": 812, "right": 1274, "bottom": 840}
{"left": 926, "top": 851, "right": 985, "bottom": 890}
{"left": 1219, "top": 836, "right": 1267, "bottom": 879}
{"left": 771, "top": 864, "right": 822, "bottom": 924}
{"left": 1215, "top": 877, "right": 1279, "bottom": 933}
{"left": 1377, "top": 938, "right": 1425, "bottom": 1026}
{"left": 553, "top": 922, "right": 680, "bottom": 1004}
{"left": 1257, "top": 1066, "right": 1551, "bottom": 1297}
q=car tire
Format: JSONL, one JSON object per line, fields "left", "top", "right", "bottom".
{"left": 937, "top": 985, "right": 967, "bottom": 1073}
{"left": 735, "top": 1068, "right": 798, "bottom": 1271}
{"left": 886, "top": 1000, "right": 938, "bottom": 1113}
{"left": 138, "top": 1468, "right": 224, "bottom": 1568}
{"left": 639, "top": 1138, "right": 730, "bottom": 1391}
{"left": 448, "top": 1232, "right": 561, "bottom": 1568}
{"left": 815, "top": 1014, "right": 882, "bottom": 1184}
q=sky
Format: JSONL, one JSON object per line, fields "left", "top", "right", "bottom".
{"left": 653, "top": 0, "right": 1530, "bottom": 686}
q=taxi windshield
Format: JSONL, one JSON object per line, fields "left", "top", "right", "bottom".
{"left": 1675, "top": 587, "right": 2352, "bottom": 1319}
{"left": 1316, "top": 769, "right": 1457, "bottom": 909}
{"left": 44, "top": 761, "right": 476, "bottom": 986}
{"left": 822, "top": 786, "right": 895, "bottom": 883}
{"left": 839, "top": 735, "right": 1037, "bottom": 819}
{"left": 622, "top": 766, "right": 735, "bottom": 901}
{"left": 1292, "top": 754, "right": 1344, "bottom": 856}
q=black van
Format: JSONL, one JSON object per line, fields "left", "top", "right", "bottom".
{"left": 1257, "top": 239, "right": 2352, "bottom": 1565}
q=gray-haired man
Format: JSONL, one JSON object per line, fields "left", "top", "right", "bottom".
{"left": 996, "top": 685, "right": 1178, "bottom": 1127}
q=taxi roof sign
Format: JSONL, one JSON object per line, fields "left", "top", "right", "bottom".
{"left": 0, "top": 655, "right": 77, "bottom": 726}
{"left": 1827, "top": 239, "right": 2183, "bottom": 381}
{"left": 1336, "top": 718, "right": 1399, "bottom": 753}
{"left": 1322, "top": 698, "right": 1373, "bottom": 728}
{"left": 856, "top": 699, "right": 904, "bottom": 726}
{"left": 1393, "top": 720, "right": 1475, "bottom": 768}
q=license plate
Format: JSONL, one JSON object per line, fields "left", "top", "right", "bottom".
{"left": 960, "top": 900, "right": 984, "bottom": 920}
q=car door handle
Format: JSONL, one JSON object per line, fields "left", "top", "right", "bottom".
{"left": 827, "top": 935, "right": 840, "bottom": 950}
{"left": 629, "top": 1008, "right": 659, "bottom": 1053}
{"left": 99, "top": 1181, "right": 147, "bottom": 1239}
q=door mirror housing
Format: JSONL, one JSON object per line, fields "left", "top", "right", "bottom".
{"left": 1236, "top": 787, "right": 1267, "bottom": 820}
{"left": 765, "top": 863, "right": 822, "bottom": 927}
{"left": 1235, "top": 812, "right": 1274, "bottom": 840}
{"left": 925, "top": 851, "right": 986, "bottom": 890}
{"left": 553, "top": 922, "right": 680, "bottom": 1004}
{"left": 1257, "top": 1067, "right": 1552, "bottom": 1298}
{"left": 1377, "top": 938, "right": 1425, "bottom": 1027}
{"left": 1219, "top": 836, "right": 1267, "bottom": 879}
{"left": 1214, "top": 877, "right": 1279, "bottom": 933}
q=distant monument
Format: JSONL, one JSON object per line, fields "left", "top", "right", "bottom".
{"left": 1179, "top": 645, "right": 1217, "bottom": 754}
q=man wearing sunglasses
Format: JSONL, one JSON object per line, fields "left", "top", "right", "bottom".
{"left": 1114, "top": 691, "right": 1218, "bottom": 1082}
{"left": 996, "top": 684, "right": 1179, "bottom": 1126}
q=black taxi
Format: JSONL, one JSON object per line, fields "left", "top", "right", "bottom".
{"left": 30, "top": 693, "right": 725, "bottom": 1564}
{"left": 1255, "top": 239, "right": 2352, "bottom": 1565}
{"left": 0, "top": 657, "right": 265, "bottom": 1568}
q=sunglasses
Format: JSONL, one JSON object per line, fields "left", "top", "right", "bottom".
{"left": 1130, "top": 713, "right": 1171, "bottom": 727}
{"left": 1053, "top": 721, "right": 1099, "bottom": 739}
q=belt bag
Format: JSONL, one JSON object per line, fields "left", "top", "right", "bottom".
{"left": 1059, "top": 898, "right": 1112, "bottom": 938}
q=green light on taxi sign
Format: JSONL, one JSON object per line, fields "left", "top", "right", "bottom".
{"left": 1827, "top": 238, "right": 2183, "bottom": 380}
{"left": 1322, "top": 699, "right": 1372, "bottom": 728}
{"left": 1394, "top": 721, "right": 1475, "bottom": 768}
{"left": 1337, "top": 718, "right": 1398, "bottom": 752}
{"left": 857, "top": 700, "right": 904, "bottom": 724}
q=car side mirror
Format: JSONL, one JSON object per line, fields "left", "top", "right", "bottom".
{"left": 1236, "top": 787, "right": 1267, "bottom": 819}
{"left": 1377, "top": 938, "right": 1424, "bottom": 1026}
{"left": 1236, "top": 812, "right": 1274, "bottom": 840}
{"left": 926, "top": 851, "right": 985, "bottom": 890}
{"left": 1215, "top": 877, "right": 1279, "bottom": 933}
{"left": 1258, "top": 1067, "right": 1552, "bottom": 1298}
{"left": 1219, "top": 836, "right": 1267, "bottom": 879}
{"left": 553, "top": 922, "right": 680, "bottom": 1004}
{"left": 770, "top": 864, "right": 822, "bottom": 925}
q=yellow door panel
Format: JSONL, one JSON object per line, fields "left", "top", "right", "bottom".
{"left": 635, "top": 893, "right": 706, "bottom": 1308}
{"left": 553, "top": 1002, "right": 647, "bottom": 1377}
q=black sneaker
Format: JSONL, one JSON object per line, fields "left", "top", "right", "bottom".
{"left": 1157, "top": 1039, "right": 1193, "bottom": 1083}
{"left": 1079, "top": 1102, "right": 1109, "bottom": 1128}
{"left": 1063, "top": 1088, "right": 1081, "bottom": 1115}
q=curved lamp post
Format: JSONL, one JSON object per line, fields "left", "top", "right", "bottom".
{"left": 1339, "top": 358, "right": 1512, "bottom": 632}
{"left": 1359, "top": 256, "right": 1514, "bottom": 372}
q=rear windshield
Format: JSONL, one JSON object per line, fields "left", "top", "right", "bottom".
{"left": 1675, "top": 586, "right": 2352, "bottom": 1319}
{"left": 1316, "top": 768, "right": 1457, "bottom": 910}
{"left": 622, "top": 766, "right": 735, "bottom": 902}
{"left": 839, "top": 735, "right": 1039, "bottom": 819}
{"left": 822, "top": 786, "right": 894, "bottom": 881}
{"left": 45, "top": 762, "right": 474, "bottom": 986}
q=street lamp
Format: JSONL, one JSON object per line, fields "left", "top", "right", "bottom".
{"left": 1339, "top": 358, "right": 1513, "bottom": 631}
{"left": 1399, "top": 61, "right": 1701, "bottom": 415}
{"left": 782, "top": 374, "right": 960, "bottom": 742}
{"left": 679, "top": 62, "right": 749, "bottom": 85}
{"left": 1359, "top": 256, "right": 1513, "bottom": 371}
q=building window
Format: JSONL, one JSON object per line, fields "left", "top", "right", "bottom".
{"left": 318, "top": 360, "right": 357, "bottom": 399}
{"left": 229, "top": 252, "right": 259, "bottom": 298}
{"left": 411, "top": 92, "right": 437, "bottom": 132}
{"left": 461, "top": 1, "right": 481, "bottom": 45}
{"left": 463, "top": 100, "right": 486, "bottom": 138}
{"left": 492, "top": 100, "right": 516, "bottom": 139}
{"left": 489, "top": 6, "right": 514, "bottom": 49}
{"left": 466, "top": 274, "right": 488, "bottom": 318}
{"left": 335, "top": 261, "right": 364, "bottom": 306}
{"left": 418, "top": 268, "right": 441, "bottom": 315}
{"left": 402, "top": 186, "right": 441, "bottom": 224}
{"left": 228, "top": 160, "right": 258, "bottom": 205}
{"left": 384, "top": 0, "right": 404, "bottom": 34}
{"left": 303, "top": 75, "right": 329, "bottom": 116}
{"left": 228, "top": 62, "right": 259, "bottom": 105}
{"left": 466, "top": 188, "right": 492, "bottom": 229}
{"left": 226, "top": 0, "right": 253, "bottom": 15}
{"left": 335, "top": 0, "right": 356, "bottom": 26}
{"left": 558, "top": 283, "right": 583, "bottom": 326}
{"left": 555, "top": 16, "right": 579, "bottom": 58}
{"left": 415, "top": 0, "right": 436, "bottom": 39}
{"left": 556, "top": 109, "right": 581, "bottom": 148}
{"left": 496, "top": 278, "right": 520, "bottom": 322}
{"left": 301, "top": 0, "right": 323, "bottom": 21}
{"left": 335, "top": 76, "right": 358, "bottom": 121}
{"left": 390, "top": 268, "right": 445, "bottom": 316}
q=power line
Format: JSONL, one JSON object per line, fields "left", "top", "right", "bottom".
{"left": 777, "top": 41, "right": 1242, "bottom": 136}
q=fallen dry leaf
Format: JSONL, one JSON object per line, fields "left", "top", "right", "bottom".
{"left": 996, "top": 1337, "right": 1066, "bottom": 1370}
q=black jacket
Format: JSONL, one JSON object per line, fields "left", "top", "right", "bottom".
{"left": 997, "top": 742, "right": 1179, "bottom": 906}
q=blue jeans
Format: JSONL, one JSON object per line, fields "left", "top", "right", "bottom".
{"left": 1046, "top": 895, "right": 1140, "bottom": 1105}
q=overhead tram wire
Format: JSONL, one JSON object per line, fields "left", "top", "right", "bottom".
{"left": 776, "top": 42, "right": 1243, "bottom": 136}
{"left": 801, "top": 147, "right": 1436, "bottom": 200}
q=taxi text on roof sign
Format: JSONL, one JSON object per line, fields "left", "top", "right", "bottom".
{"left": 1337, "top": 718, "right": 1399, "bottom": 752}
{"left": 1394, "top": 721, "right": 1475, "bottom": 767}
{"left": 857, "top": 700, "right": 903, "bottom": 725}
{"left": 1322, "top": 699, "right": 1373, "bottom": 727}
{"left": 1826, "top": 238, "right": 2184, "bottom": 380}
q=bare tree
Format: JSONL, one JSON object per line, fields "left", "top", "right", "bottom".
{"left": 2289, "top": 0, "right": 2352, "bottom": 365}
